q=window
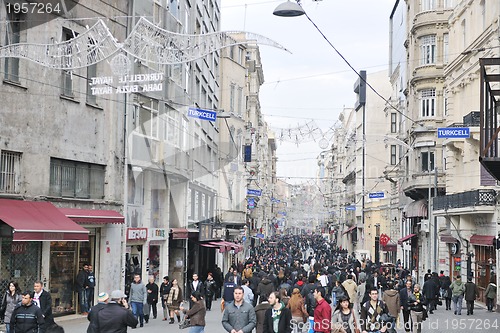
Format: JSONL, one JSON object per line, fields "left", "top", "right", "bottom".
{"left": 50, "top": 158, "right": 105, "bottom": 199}
{"left": 164, "top": 104, "right": 179, "bottom": 146}
{"left": 444, "top": 0, "right": 455, "bottom": 8}
{"left": 237, "top": 87, "right": 243, "bottom": 116}
{"left": 421, "top": 0, "right": 436, "bottom": 11}
{"left": 229, "top": 83, "right": 235, "bottom": 113}
{"left": 461, "top": 20, "right": 467, "bottom": 49}
{"left": 390, "top": 113, "right": 397, "bottom": 133}
{"left": 390, "top": 145, "right": 397, "bottom": 165}
{"left": 443, "top": 33, "right": 449, "bottom": 64}
{"left": 480, "top": 1, "right": 486, "bottom": 30}
{"left": 137, "top": 97, "right": 159, "bottom": 138}
{"left": 0, "top": 151, "right": 21, "bottom": 193}
{"left": 4, "top": 11, "right": 23, "bottom": 82}
{"left": 420, "top": 89, "right": 436, "bottom": 117}
{"left": 61, "top": 29, "right": 77, "bottom": 97}
{"left": 420, "top": 35, "right": 436, "bottom": 65}
{"left": 443, "top": 90, "right": 448, "bottom": 116}
{"left": 421, "top": 151, "right": 435, "bottom": 171}
{"left": 169, "top": 0, "right": 179, "bottom": 19}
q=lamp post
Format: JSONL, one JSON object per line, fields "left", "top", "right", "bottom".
{"left": 273, "top": 1, "right": 306, "bottom": 17}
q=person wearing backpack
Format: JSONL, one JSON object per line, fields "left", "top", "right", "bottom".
{"left": 484, "top": 278, "right": 497, "bottom": 312}
{"left": 360, "top": 287, "right": 389, "bottom": 333}
{"left": 450, "top": 275, "right": 465, "bottom": 315}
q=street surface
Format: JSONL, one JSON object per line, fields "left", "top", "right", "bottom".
{"left": 56, "top": 299, "right": 499, "bottom": 333}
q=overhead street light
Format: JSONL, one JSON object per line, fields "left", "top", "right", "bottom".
{"left": 273, "top": 1, "right": 305, "bottom": 17}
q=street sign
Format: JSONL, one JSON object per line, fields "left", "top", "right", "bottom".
{"left": 247, "top": 197, "right": 255, "bottom": 209}
{"left": 345, "top": 205, "right": 356, "bottom": 211}
{"left": 187, "top": 107, "right": 217, "bottom": 121}
{"left": 437, "top": 127, "right": 470, "bottom": 138}
{"left": 256, "top": 233, "right": 265, "bottom": 239}
{"left": 247, "top": 189, "right": 262, "bottom": 196}
{"left": 369, "top": 191, "right": 385, "bottom": 199}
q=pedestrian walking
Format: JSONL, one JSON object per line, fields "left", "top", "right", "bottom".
{"left": 408, "top": 284, "right": 426, "bottom": 333}
{"left": 75, "top": 264, "right": 89, "bottom": 315}
{"left": 203, "top": 273, "right": 217, "bottom": 311}
{"left": 188, "top": 273, "right": 205, "bottom": 308}
{"left": 312, "top": 286, "right": 331, "bottom": 333}
{"left": 440, "top": 275, "right": 452, "bottom": 310}
{"left": 145, "top": 276, "right": 159, "bottom": 322}
{"left": 86, "top": 292, "right": 109, "bottom": 333}
{"left": 242, "top": 279, "right": 255, "bottom": 305}
{"left": 484, "top": 278, "right": 497, "bottom": 312}
{"left": 129, "top": 274, "right": 147, "bottom": 327}
{"left": 450, "top": 275, "right": 465, "bottom": 315}
{"left": 180, "top": 291, "right": 206, "bottom": 333}
{"left": 382, "top": 281, "right": 400, "bottom": 323}
{"left": 166, "top": 278, "right": 183, "bottom": 324}
{"left": 287, "top": 288, "right": 308, "bottom": 333}
{"left": 263, "top": 291, "right": 292, "bottom": 333}
{"left": 331, "top": 295, "right": 360, "bottom": 333}
{"left": 221, "top": 286, "right": 257, "bottom": 333}
{"left": 94, "top": 290, "right": 138, "bottom": 332}
{"left": 10, "top": 291, "right": 44, "bottom": 333}
{"left": 464, "top": 277, "right": 479, "bottom": 315}
{"left": 0, "top": 281, "right": 23, "bottom": 333}
{"left": 255, "top": 296, "right": 272, "bottom": 333}
{"left": 33, "top": 280, "right": 55, "bottom": 332}
{"left": 360, "top": 287, "right": 389, "bottom": 333}
{"left": 159, "top": 276, "right": 171, "bottom": 321}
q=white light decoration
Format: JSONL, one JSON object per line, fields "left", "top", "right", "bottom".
{"left": 0, "top": 17, "right": 290, "bottom": 70}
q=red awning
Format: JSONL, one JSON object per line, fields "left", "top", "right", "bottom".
{"left": 397, "top": 233, "right": 416, "bottom": 245}
{"left": 440, "top": 234, "right": 458, "bottom": 243}
{"left": 59, "top": 208, "right": 124, "bottom": 224}
{"left": 170, "top": 228, "right": 189, "bottom": 239}
{"left": 198, "top": 242, "right": 220, "bottom": 248}
{"left": 0, "top": 199, "right": 89, "bottom": 241}
{"left": 469, "top": 234, "right": 495, "bottom": 247}
{"left": 342, "top": 226, "right": 356, "bottom": 235}
{"left": 381, "top": 244, "right": 397, "bottom": 252}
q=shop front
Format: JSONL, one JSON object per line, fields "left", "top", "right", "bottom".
{"left": 470, "top": 234, "right": 497, "bottom": 300}
{"left": 125, "top": 227, "right": 148, "bottom": 295}
{"left": 147, "top": 228, "right": 168, "bottom": 282}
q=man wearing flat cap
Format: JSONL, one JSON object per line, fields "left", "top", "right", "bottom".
{"left": 88, "top": 290, "right": 138, "bottom": 333}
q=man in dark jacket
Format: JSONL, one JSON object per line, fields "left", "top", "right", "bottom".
{"left": 96, "top": 290, "right": 138, "bottom": 332}
{"left": 263, "top": 291, "right": 292, "bottom": 333}
{"left": 33, "top": 281, "right": 54, "bottom": 332}
{"left": 159, "top": 276, "right": 171, "bottom": 321}
{"left": 399, "top": 279, "right": 413, "bottom": 332}
{"left": 87, "top": 292, "right": 109, "bottom": 333}
{"left": 145, "top": 276, "right": 159, "bottom": 322}
{"left": 464, "top": 278, "right": 479, "bottom": 315}
{"left": 11, "top": 291, "right": 44, "bottom": 333}
{"left": 76, "top": 264, "right": 89, "bottom": 315}
{"left": 422, "top": 274, "right": 440, "bottom": 313}
{"left": 256, "top": 274, "right": 274, "bottom": 304}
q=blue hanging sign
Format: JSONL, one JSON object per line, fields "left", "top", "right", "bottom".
{"left": 187, "top": 107, "right": 217, "bottom": 121}
{"left": 437, "top": 127, "right": 470, "bottom": 138}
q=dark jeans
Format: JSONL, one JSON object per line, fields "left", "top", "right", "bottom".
{"left": 445, "top": 297, "right": 452, "bottom": 310}
{"left": 466, "top": 300, "right": 474, "bottom": 314}
{"left": 86, "top": 288, "right": 94, "bottom": 309}
{"left": 486, "top": 297, "right": 495, "bottom": 311}
{"left": 402, "top": 309, "right": 411, "bottom": 332}
{"left": 78, "top": 289, "right": 88, "bottom": 313}
{"left": 427, "top": 299, "right": 436, "bottom": 312}
{"left": 205, "top": 295, "right": 213, "bottom": 310}
{"left": 131, "top": 301, "right": 145, "bottom": 325}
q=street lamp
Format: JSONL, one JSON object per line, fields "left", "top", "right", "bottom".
{"left": 273, "top": 1, "right": 305, "bottom": 17}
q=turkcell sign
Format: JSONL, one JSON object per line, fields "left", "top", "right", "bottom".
{"left": 187, "top": 107, "right": 217, "bottom": 122}
{"left": 437, "top": 127, "right": 470, "bottom": 139}
{"left": 247, "top": 189, "right": 262, "bottom": 196}
{"left": 345, "top": 205, "right": 356, "bottom": 211}
{"left": 369, "top": 192, "right": 385, "bottom": 199}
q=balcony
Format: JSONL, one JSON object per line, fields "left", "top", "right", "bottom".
{"left": 433, "top": 189, "right": 496, "bottom": 215}
{"left": 403, "top": 171, "right": 445, "bottom": 200}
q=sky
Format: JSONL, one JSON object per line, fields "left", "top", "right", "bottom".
{"left": 220, "top": 0, "right": 395, "bottom": 184}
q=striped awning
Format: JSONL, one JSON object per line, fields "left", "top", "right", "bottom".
{"left": 403, "top": 199, "right": 428, "bottom": 218}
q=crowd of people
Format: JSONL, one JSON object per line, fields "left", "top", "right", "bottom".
{"left": 79, "top": 233, "right": 495, "bottom": 333}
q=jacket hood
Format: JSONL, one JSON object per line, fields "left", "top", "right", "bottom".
{"left": 261, "top": 278, "right": 272, "bottom": 285}
{"left": 344, "top": 279, "right": 356, "bottom": 286}
{"left": 384, "top": 290, "right": 398, "bottom": 297}
{"left": 296, "top": 281, "right": 304, "bottom": 286}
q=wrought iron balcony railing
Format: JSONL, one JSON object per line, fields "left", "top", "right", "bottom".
{"left": 433, "top": 189, "right": 496, "bottom": 211}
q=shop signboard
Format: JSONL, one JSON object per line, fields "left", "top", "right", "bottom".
{"left": 127, "top": 227, "right": 148, "bottom": 241}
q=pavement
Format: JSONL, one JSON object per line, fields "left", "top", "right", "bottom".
{"left": 48, "top": 299, "right": 500, "bottom": 333}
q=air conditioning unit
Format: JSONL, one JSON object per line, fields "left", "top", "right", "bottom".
{"left": 420, "top": 219, "right": 429, "bottom": 233}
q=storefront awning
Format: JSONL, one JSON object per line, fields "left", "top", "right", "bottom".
{"left": 342, "top": 226, "right": 356, "bottom": 235}
{"left": 440, "top": 234, "right": 458, "bottom": 243}
{"left": 170, "top": 228, "right": 189, "bottom": 239}
{"left": 397, "top": 233, "right": 416, "bottom": 245}
{"left": 381, "top": 243, "right": 397, "bottom": 252}
{"left": 0, "top": 199, "right": 89, "bottom": 241}
{"left": 469, "top": 234, "right": 495, "bottom": 247}
{"left": 403, "top": 199, "right": 427, "bottom": 218}
{"left": 59, "top": 208, "right": 124, "bottom": 224}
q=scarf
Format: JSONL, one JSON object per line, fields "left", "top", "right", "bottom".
{"left": 271, "top": 302, "right": 285, "bottom": 333}
{"left": 167, "top": 286, "right": 179, "bottom": 305}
